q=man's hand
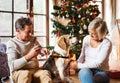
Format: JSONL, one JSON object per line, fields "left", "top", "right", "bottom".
{"left": 40, "top": 48, "right": 50, "bottom": 56}
{"left": 25, "top": 45, "right": 41, "bottom": 61}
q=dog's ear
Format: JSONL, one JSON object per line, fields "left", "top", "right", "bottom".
{"left": 57, "top": 35, "right": 70, "bottom": 51}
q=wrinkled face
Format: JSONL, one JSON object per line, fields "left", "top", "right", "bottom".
{"left": 17, "top": 25, "right": 33, "bottom": 41}
{"left": 89, "top": 29, "right": 99, "bottom": 41}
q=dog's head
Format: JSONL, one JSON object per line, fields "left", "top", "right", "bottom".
{"left": 54, "top": 35, "right": 78, "bottom": 56}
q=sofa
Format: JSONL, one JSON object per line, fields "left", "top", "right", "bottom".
{"left": 0, "top": 43, "right": 10, "bottom": 82}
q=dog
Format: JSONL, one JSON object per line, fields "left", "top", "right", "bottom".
{"left": 43, "top": 35, "right": 78, "bottom": 82}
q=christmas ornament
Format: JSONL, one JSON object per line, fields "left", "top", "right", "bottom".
{"left": 51, "top": 0, "right": 100, "bottom": 59}
{"left": 66, "top": 14, "right": 69, "bottom": 18}
{"left": 75, "top": 4, "right": 80, "bottom": 9}
{"left": 79, "top": 40, "right": 82, "bottom": 43}
{"left": 66, "top": 27, "right": 69, "bottom": 29}
{"left": 57, "top": 28, "right": 61, "bottom": 37}
{"left": 78, "top": 14, "right": 81, "bottom": 18}
{"left": 83, "top": 24, "right": 87, "bottom": 30}
{"left": 61, "top": 7, "right": 66, "bottom": 11}
{"left": 79, "top": 29, "right": 83, "bottom": 34}
{"left": 86, "top": 10, "right": 90, "bottom": 14}
{"left": 72, "top": 17, "right": 75, "bottom": 23}
{"left": 62, "top": 16, "right": 65, "bottom": 20}
{"left": 62, "top": 1, "right": 65, "bottom": 5}
{"left": 92, "top": 12, "right": 96, "bottom": 18}
{"left": 87, "top": 18, "right": 90, "bottom": 22}
{"left": 58, "top": 15, "right": 60, "bottom": 19}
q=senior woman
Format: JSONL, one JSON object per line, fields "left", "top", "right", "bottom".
{"left": 70, "top": 17, "right": 112, "bottom": 83}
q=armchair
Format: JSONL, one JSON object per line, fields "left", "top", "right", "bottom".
{"left": 0, "top": 43, "right": 10, "bottom": 82}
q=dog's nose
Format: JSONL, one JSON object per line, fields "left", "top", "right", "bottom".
{"left": 71, "top": 37, "right": 78, "bottom": 44}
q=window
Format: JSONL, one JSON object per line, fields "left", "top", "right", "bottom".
{"left": 96, "top": 0, "right": 103, "bottom": 18}
{"left": 89, "top": 0, "right": 103, "bottom": 18}
{"left": 0, "top": 0, "right": 49, "bottom": 47}
{"left": 33, "top": 0, "right": 49, "bottom": 47}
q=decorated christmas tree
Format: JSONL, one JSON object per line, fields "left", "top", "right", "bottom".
{"left": 51, "top": 0, "right": 100, "bottom": 59}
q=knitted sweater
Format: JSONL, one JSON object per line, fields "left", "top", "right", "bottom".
{"left": 77, "top": 35, "right": 112, "bottom": 71}
{"left": 6, "top": 36, "right": 39, "bottom": 72}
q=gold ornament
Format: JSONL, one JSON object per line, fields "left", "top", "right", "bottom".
{"left": 79, "top": 29, "right": 83, "bottom": 34}
{"left": 83, "top": 24, "right": 87, "bottom": 30}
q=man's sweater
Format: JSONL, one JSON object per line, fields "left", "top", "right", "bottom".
{"left": 6, "top": 36, "right": 39, "bottom": 72}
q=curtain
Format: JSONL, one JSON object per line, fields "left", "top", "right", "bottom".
{"left": 109, "top": 19, "right": 120, "bottom": 71}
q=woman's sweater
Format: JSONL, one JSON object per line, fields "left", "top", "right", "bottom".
{"left": 77, "top": 35, "right": 112, "bottom": 71}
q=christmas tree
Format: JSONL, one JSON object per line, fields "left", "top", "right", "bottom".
{"left": 51, "top": 0, "right": 100, "bottom": 59}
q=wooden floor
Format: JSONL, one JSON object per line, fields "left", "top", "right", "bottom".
{"left": 3, "top": 78, "right": 120, "bottom": 83}
{"left": 37, "top": 57, "right": 120, "bottom": 83}
{"left": 69, "top": 73, "right": 120, "bottom": 83}
{"left": 3, "top": 73, "right": 120, "bottom": 83}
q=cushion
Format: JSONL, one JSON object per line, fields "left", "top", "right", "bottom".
{"left": 0, "top": 43, "right": 10, "bottom": 78}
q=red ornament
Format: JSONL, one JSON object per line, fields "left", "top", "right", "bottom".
{"left": 72, "top": 17, "right": 75, "bottom": 23}
{"left": 92, "top": 13, "right": 96, "bottom": 18}
{"left": 75, "top": 4, "right": 80, "bottom": 9}
{"left": 61, "top": 1, "right": 65, "bottom": 5}
{"left": 61, "top": 7, "right": 66, "bottom": 11}
{"left": 57, "top": 30, "right": 60, "bottom": 37}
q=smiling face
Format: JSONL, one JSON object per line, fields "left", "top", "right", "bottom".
{"left": 89, "top": 29, "right": 99, "bottom": 41}
{"left": 88, "top": 17, "right": 108, "bottom": 40}
{"left": 17, "top": 25, "right": 33, "bottom": 41}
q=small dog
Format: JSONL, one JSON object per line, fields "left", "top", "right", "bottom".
{"left": 43, "top": 35, "right": 78, "bottom": 82}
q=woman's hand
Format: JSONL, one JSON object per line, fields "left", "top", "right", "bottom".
{"left": 70, "top": 60, "right": 78, "bottom": 69}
